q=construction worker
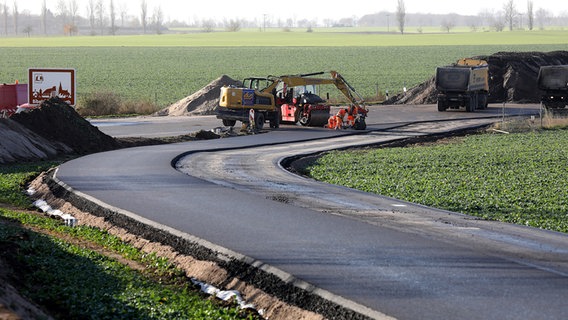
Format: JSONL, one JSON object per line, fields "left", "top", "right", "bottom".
{"left": 334, "top": 108, "right": 348, "bottom": 129}
{"left": 327, "top": 115, "right": 337, "bottom": 129}
{"left": 326, "top": 108, "right": 349, "bottom": 130}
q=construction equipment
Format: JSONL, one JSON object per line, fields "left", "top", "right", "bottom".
{"left": 537, "top": 65, "right": 568, "bottom": 109}
{"left": 216, "top": 71, "right": 367, "bottom": 130}
{"left": 436, "top": 58, "right": 489, "bottom": 112}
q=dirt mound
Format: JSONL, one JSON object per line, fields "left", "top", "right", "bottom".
{"left": 387, "top": 51, "right": 568, "bottom": 105}
{"left": 1, "top": 98, "right": 227, "bottom": 165}
{"left": 0, "top": 98, "right": 119, "bottom": 164}
{"left": 11, "top": 98, "right": 120, "bottom": 155}
{"left": 157, "top": 75, "right": 241, "bottom": 116}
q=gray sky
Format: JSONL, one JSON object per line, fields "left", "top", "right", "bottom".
{"left": 14, "top": 0, "right": 568, "bottom": 22}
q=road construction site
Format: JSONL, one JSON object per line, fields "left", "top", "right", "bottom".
{"left": 2, "top": 50, "right": 568, "bottom": 319}
{"left": 19, "top": 101, "right": 567, "bottom": 320}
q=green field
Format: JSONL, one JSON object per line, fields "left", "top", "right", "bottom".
{"left": 1, "top": 30, "right": 567, "bottom": 108}
{"left": 307, "top": 129, "right": 568, "bottom": 233}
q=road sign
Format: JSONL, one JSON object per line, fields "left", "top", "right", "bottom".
{"left": 28, "top": 68, "right": 76, "bottom": 106}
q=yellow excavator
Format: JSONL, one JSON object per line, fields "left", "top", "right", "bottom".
{"left": 216, "top": 71, "right": 368, "bottom": 130}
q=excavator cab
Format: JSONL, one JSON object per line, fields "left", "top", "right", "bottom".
{"left": 243, "top": 78, "right": 274, "bottom": 91}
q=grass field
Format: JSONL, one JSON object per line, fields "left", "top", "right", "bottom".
{"left": 1, "top": 29, "right": 567, "bottom": 108}
{"left": 307, "top": 128, "right": 568, "bottom": 233}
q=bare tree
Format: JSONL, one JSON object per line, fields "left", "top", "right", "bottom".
{"left": 12, "top": 1, "right": 17, "bottom": 35}
{"left": 119, "top": 2, "right": 127, "bottom": 27}
{"left": 503, "top": 0, "right": 517, "bottom": 31}
{"left": 140, "top": 0, "right": 147, "bottom": 34}
{"left": 2, "top": 2, "right": 7, "bottom": 36}
{"left": 87, "top": 0, "right": 96, "bottom": 34}
{"left": 23, "top": 24, "right": 32, "bottom": 37}
{"left": 527, "top": 0, "right": 534, "bottom": 30}
{"left": 109, "top": 0, "right": 116, "bottom": 35}
{"left": 441, "top": 19, "right": 456, "bottom": 33}
{"left": 201, "top": 19, "right": 215, "bottom": 32}
{"left": 396, "top": 0, "right": 405, "bottom": 34}
{"left": 492, "top": 12, "right": 506, "bottom": 31}
{"left": 535, "top": 8, "right": 549, "bottom": 30}
{"left": 225, "top": 19, "right": 241, "bottom": 32}
{"left": 152, "top": 5, "right": 163, "bottom": 34}
{"left": 41, "top": 0, "right": 47, "bottom": 34}
{"left": 96, "top": 0, "right": 104, "bottom": 35}
{"left": 68, "top": 0, "right": 79, "bottom": 26}
{"left": 56, "top": 0, "right": 67, "bottom": 24}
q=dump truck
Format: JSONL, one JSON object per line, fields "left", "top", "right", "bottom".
{"left": 436, "top": 58, "right": 489, "bottom": 112}
{"left": 537, "top": 65, "right": 568, "bottom": 109}
{"left": 216, "top": 71, "right": 367, "bottom": 130}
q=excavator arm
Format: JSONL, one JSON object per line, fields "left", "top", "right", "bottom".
{"left": 263, "top": 71, "right": 366, "bottom": 108}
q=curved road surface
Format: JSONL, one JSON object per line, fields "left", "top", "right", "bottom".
{"left": 52, "top": 104, "right": 568, "bottom": 319}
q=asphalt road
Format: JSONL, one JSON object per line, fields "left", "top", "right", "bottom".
{"left": 56, "top": 103, "right": 568, "bottom": 319}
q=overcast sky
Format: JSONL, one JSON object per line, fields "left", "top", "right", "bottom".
{"left": 14, "top": 0, "right": 568, "bottom": 22}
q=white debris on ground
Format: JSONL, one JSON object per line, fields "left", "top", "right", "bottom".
{"left": 190, "top": 278, "right": 263, "bottom": 316}
{"left": 27, "top": 188, "right": 77, "bottom": 226}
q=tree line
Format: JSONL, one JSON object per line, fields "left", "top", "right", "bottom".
{"left": 0, "top": 0, "right": 565, "bottom": 37}
{"left": 388, "top": 0, "right": 565, "bottom": 34}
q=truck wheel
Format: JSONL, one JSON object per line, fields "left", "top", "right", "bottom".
{"left": 255, "top": 112, "right": 265, "bottom": 130}
{"left": 479, "top": 93, "right": 488, "bottom": 109}
{"left": 466, "top": 96, "right": 475, "bottom": 112}
{"left": 354, "top": 118, "right": 366, "bottom": 130}
{"left": 437, "top": 101, "right": 446, "bottom": 112}
{"left": 270, "top": 110, "right": 280, "bottom": 128}
{"left": 222, "top": 119, "right": 236, "bottom": 127}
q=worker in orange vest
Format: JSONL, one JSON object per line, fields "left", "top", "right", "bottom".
{"left": 335, "top": 108, "right": 348, "bottom": 129}
{"left": 327, "top": 108, "right": 348, "bottom": 130}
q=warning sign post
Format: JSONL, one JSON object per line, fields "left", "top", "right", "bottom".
{"left": 28, "top": 68, "right": 76, "bottom": 106}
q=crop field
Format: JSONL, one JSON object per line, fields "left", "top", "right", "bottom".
{"left": 307, "top": 129, "right": 568, "bottom": 233}
{"left": 1, "top": 30, "right": 567, "bottom": 108}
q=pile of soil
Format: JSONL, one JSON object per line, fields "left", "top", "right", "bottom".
{"left": 1, "top": 98, "right": 119, "bottom": 164}
{"left": 387, "top": 51, "right": 568, "bottom": 105}
{"left": 157, "top": 75, "right": 241, "bottom": 116}
{"left": 11, "top": 98, "right": 121, "bottom": 154}
{"left": 0, "top": 97, "right": 222, "bottom": 165}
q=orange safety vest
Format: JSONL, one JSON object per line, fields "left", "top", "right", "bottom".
{"left": 327, "top": 116, "right": 337, "bottom": 129}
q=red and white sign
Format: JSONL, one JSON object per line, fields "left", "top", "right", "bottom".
{"left": 28, "top": 68, "right": 76, "bottom": 106}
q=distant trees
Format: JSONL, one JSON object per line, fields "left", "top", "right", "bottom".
{"left": 152, "top": 6, "right": 163, "bottom": 34}
{"left": 41, "top": 0, "right": 47, "bottom": 34}
{"left": 536, "top": 8, "right": 550, "bottom": 30}
{"left": 1, "top": 3, "right": 7, "bottom": 36}
{"left": 441, "top": 19, "right": 456, "bottom": 33}
{"left": 96, "top": 0, "right": 104, "bottom": 35}
{"left": 503, "top": 0, "right": 517, "bottom": 31}
{"left": 140, "top": 0, "right": 147, "bottom": 33}
{"left": 0, "top": 0, "right": 565, "bottom": 37}
{"left": 225, "top": 19, "right": 241, "bottom": 32}
{"left": 109, "top": 0, "right": 116, "bottom": 35}
{"left": 527, "top": 0, "right": 534, "bottom": 30}
{"left": 87, "top": 0, "right": 96, "bottom": 34}
{"left": 12, "top": 1, "right": 17, "bottom": 34}
{"left": 396, "top": 0, "right": 405, "bottom": 34}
